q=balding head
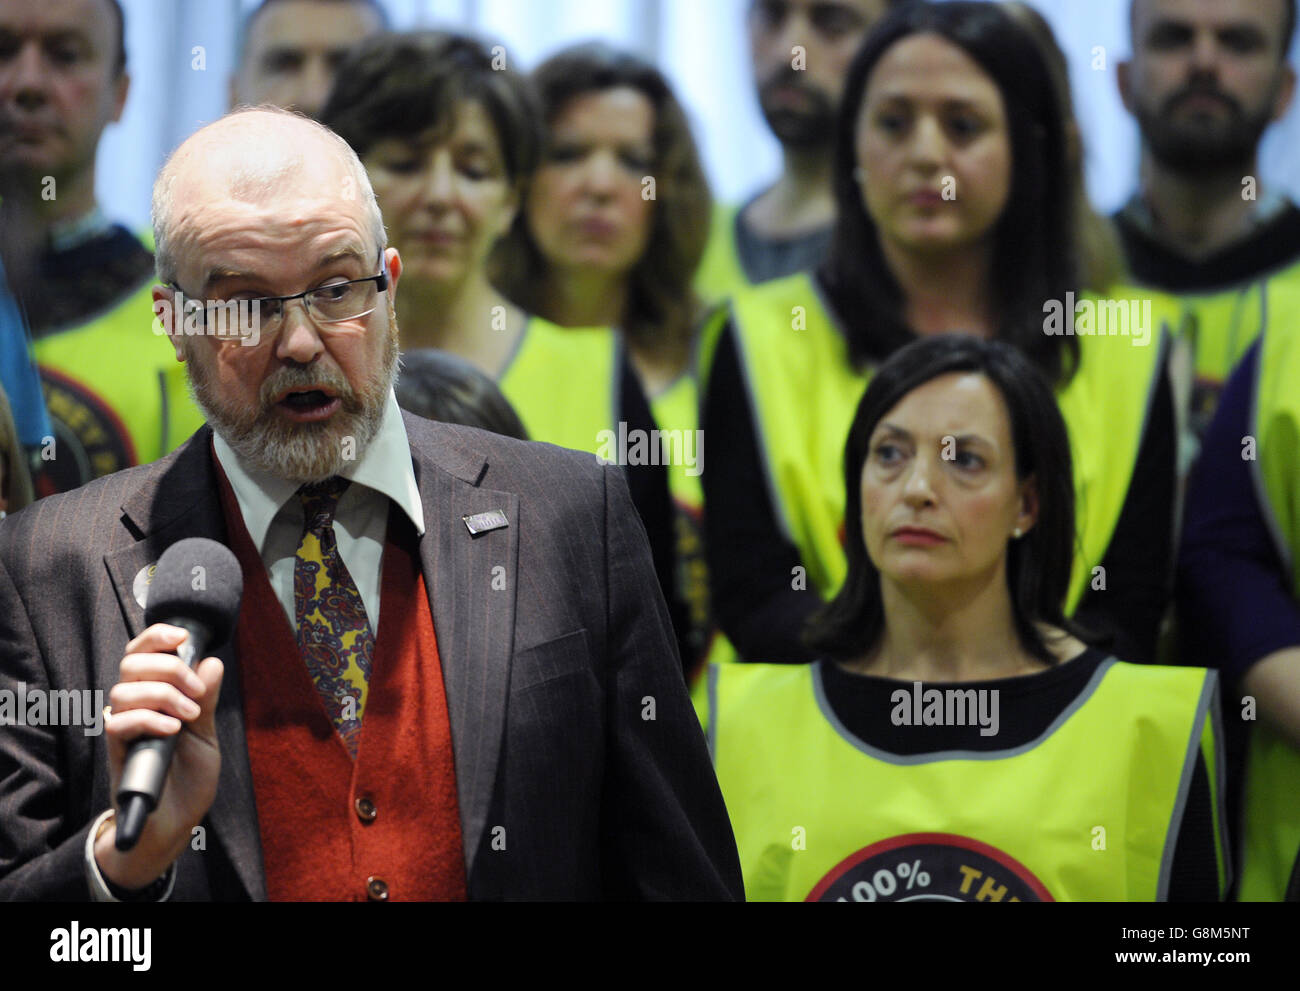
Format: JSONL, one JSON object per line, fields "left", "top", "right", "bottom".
{"left": 152, "top": 107, "right": 385, "bottom": 285}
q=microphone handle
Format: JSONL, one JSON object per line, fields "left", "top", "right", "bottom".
{"left": 114, "top": 616, "right": 213, "bottom": 852}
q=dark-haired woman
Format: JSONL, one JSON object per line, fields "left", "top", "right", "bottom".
{"left": 321, "top": 32, "right": 688, "bottom": 664}
{"left": 498, "top": 43, "right": 727, "bottom": 668}
{"left": 708, "top": 335, "right": 1226, "bottom": 902}
{"left": 704, "top": 0, "right": 1179, "bottom": 668}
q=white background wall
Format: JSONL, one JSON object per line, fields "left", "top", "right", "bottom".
{"left": 99, "top": 0, "right": 1300, "bottom": 233}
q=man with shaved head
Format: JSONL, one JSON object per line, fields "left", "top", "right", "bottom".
{"left": 0, "top": 108, "right": 743, "bottom": 902}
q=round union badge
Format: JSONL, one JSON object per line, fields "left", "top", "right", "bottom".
{"left": 806, "top": 832, "right": 1054, "bottom": 902}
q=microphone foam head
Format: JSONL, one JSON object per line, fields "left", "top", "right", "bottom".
{"left": 143, "top": 537, "right": 244, "bottom": 644}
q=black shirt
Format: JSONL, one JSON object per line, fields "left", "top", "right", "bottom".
{"left": 732, "top": 194, "right": 833, "bottom": 286}
{"left": 1114, "top": 200, "right": 1300, "bottom": 294}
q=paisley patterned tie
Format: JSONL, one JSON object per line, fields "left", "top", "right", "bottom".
{"left": 294, "top": 477, "right": 374, "bottom": 759}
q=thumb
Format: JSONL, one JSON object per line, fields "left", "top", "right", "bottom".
{"left": 189, "top": 656, "right": 225, "bottom": 742}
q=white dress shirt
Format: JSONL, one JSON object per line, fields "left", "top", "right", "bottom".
{"left": 213, "top": 387, "right": 425, "bottom": 632}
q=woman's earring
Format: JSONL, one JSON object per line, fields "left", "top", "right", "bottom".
{"left": 853, "top": 166, "right": 867, "bottom": 185}
{"left": 1012, "top": 527, "right": 1023, "bottom": 539}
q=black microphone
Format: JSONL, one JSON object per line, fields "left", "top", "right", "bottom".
{"left": 115, "top": 538, "right": 243, "bottom": 852}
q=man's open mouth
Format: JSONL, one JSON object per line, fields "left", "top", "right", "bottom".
{"left": 276, "top": 389, "right": 342, "bottom": 421}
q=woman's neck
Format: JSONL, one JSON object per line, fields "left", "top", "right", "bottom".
{"left": 856, "top": 569, "right": 1044, "bottom": 682}
{"left": 881, "top": 237, "right": 998, "bottom": 339}
{"left": 539, "top": 268, "right": 628, "bottom": 329}
{"left": 397, "top": 273, "right": 525, "bottom": 378}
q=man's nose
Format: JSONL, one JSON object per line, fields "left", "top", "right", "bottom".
{"left": 298, "top": 56, "right": 335, "bottom": 119}
{"left": 274, "top": 298, "right": 327, "bottom": 364}
{"left": 1189, "top": 30, "right": 1223, "bottom": 74}
{"left": 1, "top": 42, "right": 50, "bottom": 109}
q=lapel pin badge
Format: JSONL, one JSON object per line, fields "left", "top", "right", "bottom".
{"left": 463, "top": 509, "right": 509, "bottom": 536}
{"left": 132, "top": 563, "right": 158, "bottom": 609}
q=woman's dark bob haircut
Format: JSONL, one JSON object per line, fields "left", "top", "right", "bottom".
{"left": 804, "top": 334, "right": 1088, "bottom": 667}
{"left": 396, "top": 349, "right": 528, "bottom": 441}
{"left": 820, "top": 0, "right": 1081, "bottom": 386}
{"left": 320, "top": 31, "right": 540, "bottom": 183}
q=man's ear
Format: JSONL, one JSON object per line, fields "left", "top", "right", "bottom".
{"left": 110, "top": 71, "right": 130, "bottom": 124}
{"left": 384, "top": 246, "right": 403, "bottom": 301}
{"left": 152, "top": 285, "right": 186, "bottom": 361}
{"left": 1271, "top": 63, "right": 1296, "bottom": 123}
{"left": 1116, "top": 58, "right": 1135, "bottom": 115}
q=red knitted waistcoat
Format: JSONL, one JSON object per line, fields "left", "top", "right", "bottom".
{"left": 214, "top": 453, "right": 467, "bottom": 901}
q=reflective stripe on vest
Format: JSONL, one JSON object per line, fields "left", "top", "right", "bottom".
{"left": 1241, "top": 293, "right": 1300, "bottom": 900}
{"left": 728, "top": 271, "right": 1172, "bottom": 614}
{"left": 708, "top": 659, "right": 1221, "bottom": 901}
{"left": 497, "top": 316, "right": 619, "bottom": 455}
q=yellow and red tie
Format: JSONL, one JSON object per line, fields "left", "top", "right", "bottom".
{"left": 294, "top": 477, "right": 374, "bottom": 759}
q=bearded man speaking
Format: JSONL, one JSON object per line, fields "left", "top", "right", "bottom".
{"left": 0, "top": 108, "right": 743, "bottom": 902}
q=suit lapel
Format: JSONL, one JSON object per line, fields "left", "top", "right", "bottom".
{"left": 106, "top": 430, "right": 267, "bottom": 901}
{"left": 406, "top": 415, "right": 518, "bottom": 884}
{"left": 101, "top": 417, "right": 516, "bottom": 899}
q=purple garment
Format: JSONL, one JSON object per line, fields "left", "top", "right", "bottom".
{"left": 1177, "top": 340, "right": 1300, "bottom": 679}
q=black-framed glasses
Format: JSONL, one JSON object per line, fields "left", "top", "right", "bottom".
{"left": 167, "top": 250, "right": 388, "bottom": 345}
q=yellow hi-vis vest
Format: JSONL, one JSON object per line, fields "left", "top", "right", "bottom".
{"left": 708, "top": 659, "right": 1226, "bottom": 901}
{"left": 497, "top": 316, "right": 620, "bottom": 454}
{"left": 32, "top": 276, "right": 203, "bottom": 490}
{"left": 694, "top": 203, "right": 748, "bottom": 304}
{"left": 727, "top": 271, "right": 1176, "bottom": 614}
{"left": 1240, "top": 291, "right": 1300, "bottom": 900}
{"left": 635, "top": 306, "right": 738, "bottom": 693}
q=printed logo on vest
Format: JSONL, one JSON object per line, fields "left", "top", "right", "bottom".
{"left": 806, "top": 832, "right": 1053, "bottom": 902}
{"left": 37, "top": 369, "right": 136, "bottom": 495}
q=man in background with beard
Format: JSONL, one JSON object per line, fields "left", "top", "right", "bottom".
{"left": 0, "top": 107, "right": 743, "bottom": 901}
{"left": 1124, "top": 0, "right": 1300, "bottom": 898}
{"left": 695, "top": 0, "right": 891, "bottom": 300}
{"left": 1116, "top": 0, "right": 1299, "bottom": 444}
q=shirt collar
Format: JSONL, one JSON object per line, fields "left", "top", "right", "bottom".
{"left": 213, "top": 387, "right": 425, "bottom": 552}
{"left": 49, "top": 205, "right": 111, "bottom": 253}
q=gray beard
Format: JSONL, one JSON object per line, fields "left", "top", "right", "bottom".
{"left": 185, "top": 331, "right": 400, "bottom": 485}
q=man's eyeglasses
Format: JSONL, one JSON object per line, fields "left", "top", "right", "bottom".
{"left": 167, "top": 253, "right": 389, "bottom": 345}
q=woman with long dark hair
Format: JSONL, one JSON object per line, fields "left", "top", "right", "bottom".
{"left": 499, "top": 43, "right": 723, "bottom": 667}
{"left": 703, "top": 0, "right": 1178, "bottom": 668}
{"left": 708, "top": 335, "right": 1225, "bottom": 902}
